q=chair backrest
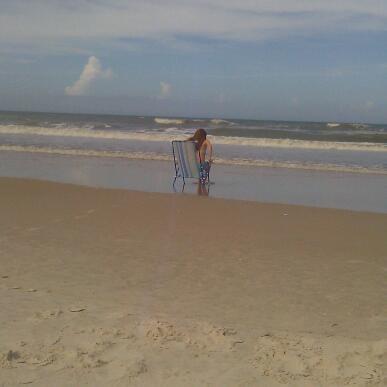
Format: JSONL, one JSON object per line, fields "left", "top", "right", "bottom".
{"left": 172, "top": 141, "right": 200, "bottom": 178}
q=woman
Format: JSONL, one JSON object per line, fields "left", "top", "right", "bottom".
{"left": 188, "top": 128, "right": 213, "bottom": 184}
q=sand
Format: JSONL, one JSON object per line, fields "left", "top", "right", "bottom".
{"left": 0, "top": 177, "right": 386, "bottom": 386}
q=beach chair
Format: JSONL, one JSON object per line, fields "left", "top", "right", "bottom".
{"left": 172, "top": 140, "right": 210, "bottom": 187}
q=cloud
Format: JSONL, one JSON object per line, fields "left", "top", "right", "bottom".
{"left": 1, "top": 1, "right": 386, "bottom": 48}
{"left": 159, "top": 81, "right": 172, "bottom": 99}
{"left": 65, "top": 56, "right": 112, "bottom": 96}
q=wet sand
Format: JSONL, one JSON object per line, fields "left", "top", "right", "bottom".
{"left": 1, "top": 150, "right": 387, "bottom": 213}
{"left": 0, "top": 177, "right": 386, "bottom": 386}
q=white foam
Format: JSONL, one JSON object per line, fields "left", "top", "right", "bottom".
{"left": 0, "top": 125, "right": 386, "bottom": 152}
{"left": 210, "top": 119, "right": 234, "bottom": 125}
{"left": 213, "top": 135, "right": 387, "bottom": 152}
{"left": 1, "top": 145, "right": 386, "bottom": 175}
{"left": 327, "top": 123, "right": 340, "bottom": 128}
{"left": 163, "top": 127, "right": 180, "bottom": 133}
{"left": 350, "top": 123, "right": 369, "bottom": 129}
{"left": 0, "top": 124, "right": 183, "bottom": 142}
{"left": 154, "top": 117, "right": 185, "bottom": 125}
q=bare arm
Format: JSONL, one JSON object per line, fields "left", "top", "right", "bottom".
{"left": 207, "top": 140, "right": 213, "bottom": 163}
{"left": 200, "top": 140, "right": 213, "bottom": 163}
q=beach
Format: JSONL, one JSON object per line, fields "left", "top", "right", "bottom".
{"left": 2, "top": 0, "right": 387, "bottom": 384}
{"left": 1, "top": 177, "right": 386, "bottom": 386}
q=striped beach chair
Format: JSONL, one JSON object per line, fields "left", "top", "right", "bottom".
{"left": 172, "top": 140, "right": 210, "bottom": 186}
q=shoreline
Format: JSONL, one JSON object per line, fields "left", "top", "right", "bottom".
{"left": 1, "top": 151, "right": 387, "bottom": 213}
{"left": 2, "top": 144, "right": 387, "bottom": 175}
{"left": 1, "top": 177, "right": 386, "bottom": 385}
{"left": 0, "top": 175, "right": 385, "bottom": 216}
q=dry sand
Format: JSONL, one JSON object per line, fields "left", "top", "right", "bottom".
{"left": 0, "top": 177, "right": 386, "bottom": 386}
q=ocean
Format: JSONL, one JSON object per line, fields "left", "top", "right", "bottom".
{"left": 1, "top": 111, "right": 386, "bottom": 175}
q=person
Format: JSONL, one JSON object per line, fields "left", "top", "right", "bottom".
{"left": 188, "top": 128, "right": 213, "bottom": 184}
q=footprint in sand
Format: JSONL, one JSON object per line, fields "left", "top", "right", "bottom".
{"left": 140, "top": 319, "right": 240, "bottom": 352}
{"left": 0, "top": 350, "right": 20, "bottom": 369}
{"left": 2, "top": 343, "right": 58, "bottom": 372}
{"left": 122, "top": 356, "right": 148, "bottom": 379}
{"left": 253, "top": 333, "right": 386, "bottom": 385}
{"left": 32, "top": 309, "right": 63, "bottom": 320}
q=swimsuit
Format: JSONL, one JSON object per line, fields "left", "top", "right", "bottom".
{"left": 199, "top": 161, "right": 210, "bottom": 184}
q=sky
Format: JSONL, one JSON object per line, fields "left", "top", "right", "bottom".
{"left": 0, "top": 0, "right": 387, "bottom": 123}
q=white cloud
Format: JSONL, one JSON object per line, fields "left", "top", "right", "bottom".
{"left": 159, "top": 81, "right": 172, "bottom": 99}
{"left": 1, "top": 1, "right": 386, "bottom": 47}
{"left": 65, "top": 56, "right": 112, "bottom": 96}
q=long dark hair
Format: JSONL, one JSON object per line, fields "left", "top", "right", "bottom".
{"left": 188, "top": 128, "right": 207, "bottom": 150}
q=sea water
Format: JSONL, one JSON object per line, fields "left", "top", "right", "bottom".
{"left": 0, "top": 111, "right": 386, "bottom": 212}
{"left": 0, "top": 111, "right": 386, "bottom": 175}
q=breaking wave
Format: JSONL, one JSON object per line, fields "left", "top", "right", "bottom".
{"left": 1, "top": 125, "right": 386, "bottom": 152}
{"left": 154, "top": 117, "right": 185, "bottom": 125}
{"left": 210, "top": 119, "right": 235, "bottom": 125}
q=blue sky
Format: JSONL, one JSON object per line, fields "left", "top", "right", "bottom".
{"left": 0, "top": 0, "right": 387, "bottom": 123}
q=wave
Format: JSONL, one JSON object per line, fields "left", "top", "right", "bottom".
{"left": 327, "top": 122, "right": 373, "bottom": 130}
{"left": 1, "top": 125, "right": 386, "bottom": 152}
{"left": 1, "top": 145, "right": 386, "bottom": 175}
{"left": 349, "top": 123, "right": 369, "bottom": 129}
{"left": 213, "top": 135, "right": 387, "bottom": 152}
{"left": 210, "top": 119, "right": 234, "bottom": 125}
{"left": 154, "top": 117, "right": 185, "bottom": 125}
{"left": 0, "top": 124, "right": 178, "bottom": 141}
